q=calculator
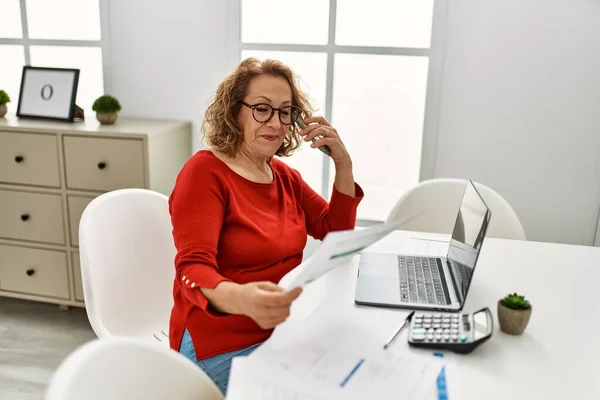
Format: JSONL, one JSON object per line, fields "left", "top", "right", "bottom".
{"left": 407, "top": 307, "right": 493, "bottom": 354}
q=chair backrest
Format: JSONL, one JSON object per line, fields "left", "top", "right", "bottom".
{"left": 45, "top": 338, "right": 224, "bottom": 400}
{"left": 78, "top": 188, "right": 176, "bottom": 339}
{"left": 387, "top": 178, "right": 527, "bottom": 241}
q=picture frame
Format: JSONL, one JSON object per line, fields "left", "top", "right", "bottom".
{"left": 16, "top": 66, "right": 80, "bottom": 122}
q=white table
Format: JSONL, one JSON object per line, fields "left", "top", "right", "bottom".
{"left": 282, "top": 231, "right": 599, "bottom": 399}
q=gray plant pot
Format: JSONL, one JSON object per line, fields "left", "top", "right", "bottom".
{"left": 497, "top": 300, "right": 532, "bottom": 335}
{"left": 96, "top": 112, "right": 118, "bottom": 125}
{"left": 0, "top": 104, "right": 7, "bottom": 118}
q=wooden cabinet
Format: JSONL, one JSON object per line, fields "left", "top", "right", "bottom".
{"left": 0, "top": 116, "right": 191, "bottom": 307}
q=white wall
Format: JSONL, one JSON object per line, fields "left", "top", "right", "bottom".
{"left": 107, "top": 0, "right": 600, "bottom": 246}
{"left": 434, "top": 0, "right": 600, "bottom": 245}
{"left": 106, "top": 0, "right": 238, "bottom": 151}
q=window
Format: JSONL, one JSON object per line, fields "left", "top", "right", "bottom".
{"left": 239, "top": 0, "right": 445, "bottom": 223}
{"left": 0, "top": 0, "right": 107, "bottom": 115}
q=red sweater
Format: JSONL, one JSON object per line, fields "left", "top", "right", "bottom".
{"left": 168, "top": 150, "right": 363, "bottom": 358}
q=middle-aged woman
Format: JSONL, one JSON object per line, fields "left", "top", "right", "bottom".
{"left": 168, "top": 57, "right": 364, "bottom": 394}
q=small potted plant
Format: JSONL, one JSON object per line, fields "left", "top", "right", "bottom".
{"left": 0, "top": 90, "right": 11, "bottom": 118}
{"left": 498, "top": 292, "right": 532, "bottom": 335}
{"left": 92, "top": 94, "right": 122, "bottom": 125}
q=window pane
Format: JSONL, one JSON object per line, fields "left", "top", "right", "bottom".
{"left": 336, "top": 0, "right": 434, "bottom": 48}
{"left": 242, "top": 50, "right": 328, "bottom": 193}
{"left": 241, "top": 0, "right": 329, "bottom": 45}
{"left": 331, "top": 54, "right": 429, "bottom": 221}
{"left": 0, "top": 46, "right": 26, "bottom": 115}
{"left": 30, "top": 46, "right": 104, "bottom": 114}
{"left": 0, "top": 0, "right": 23, "bottom": 38}
{"left": 26, "top": 0, "right": 101, "bottom": 40}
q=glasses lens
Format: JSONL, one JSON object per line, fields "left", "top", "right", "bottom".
{"left": 280, "top": 106, "right": 301, "bottom": 125}
{"left": 252, "top": 104, "right": 273, "bottom": 122}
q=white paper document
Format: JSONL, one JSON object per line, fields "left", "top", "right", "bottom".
{"left": 228, "top": 357, "right": 324, "bottom": 400}
{"left": 279, "top": 212, "right": 424, "bottom": 290}
{"left": 228, "top": 298, "right": 447, "bottom": 400}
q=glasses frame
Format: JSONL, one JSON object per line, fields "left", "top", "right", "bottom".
{"left": 241, "top": 101, "right": 302, "bottom": 125}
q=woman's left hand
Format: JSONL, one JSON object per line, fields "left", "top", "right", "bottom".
{"left": 299, "top": 116, "right": 352, "bottom": 168}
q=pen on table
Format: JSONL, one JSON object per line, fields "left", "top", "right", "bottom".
{"left": 383, "top": 311, "right": 415, "bottom": 350}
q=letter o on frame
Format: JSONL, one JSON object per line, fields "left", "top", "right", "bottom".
{"left": 41, "top": 84, "right": 54, "bottom": 101}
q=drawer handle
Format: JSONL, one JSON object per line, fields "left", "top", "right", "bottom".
{"left": 26, "top": 268, "right": 35, "bottom": 276}
{"left": 14, "top": 155, "right": 25, "bottom": 163}
{"left": 21, "top": 214, "right": 30, "bottom": 221}
{"left": 97, "top": 161, "right": 107, "bottom": 170}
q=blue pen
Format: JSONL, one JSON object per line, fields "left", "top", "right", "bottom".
{"left": 434, "top": 353, "right": 448, "bottom": 400}
{"left": 340, "top": 359, "right": 365, "bottom": 387}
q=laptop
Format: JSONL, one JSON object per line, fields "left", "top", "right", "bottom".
{"left": 355, "top": 180, "right": 491, "bottom": 312}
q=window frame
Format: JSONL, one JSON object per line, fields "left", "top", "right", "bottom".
{"left": 235, "top": 0, "right": 449, "bottom": 225}
{"left": 0, "top": 0, "right": 111, "bottom": 100}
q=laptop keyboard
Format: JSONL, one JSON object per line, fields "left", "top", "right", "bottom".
{"left": 398, "top": 256, "right": 450, "bottom": 305}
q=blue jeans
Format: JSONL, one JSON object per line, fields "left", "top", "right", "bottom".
{"left": 178, "top": 329, "right": 261, "bottom": 395}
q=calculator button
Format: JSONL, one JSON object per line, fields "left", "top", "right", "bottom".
{"left": 452, "top": 315, "right": 459, "bottom": 321}
{"left": 432, "top": 323, "right": 441, "bottom": 329}
{"left": 412, "top": 328, "right": 427, "bottom": 335}
{"left": 427, "top": 328, "right": 435, "bottom": 334}
{"left": 443, "top": 328, "right": 450, "bottom": 334}
{"left": 460, "top": 335, "right": 468, "bottom": 343}
{"left": 435, "top": 328, "right": 444, "bottom": 334}
{"left": 451, "top": 335, "right": 459, "bottom": 341}
{"left": 412, "top": 334, "right": 426, "bottom": 342}
{"left": 423, "top": 323, "right": 432, "bottom": 329}
{"left": 451, "top": 328, "right": 459, "bottom": 334}
{"left": 435, "top": 334, "right": 443, "bottom": 340}
{"left": 442, "top": 316, "right": 451, "bottom": 322}
{"left": 433, "top": 314, "right": 442, "bottom": 319}
{"left": 442, "top": 323, "right": 450, "bottom": 329}
{"left": 427, "top": 334, "right": 435, "bottom": 341}
{"left": 443, "top": 334, "right": 450, "bottom": 341}
{"left": 451, "top": 323, "right": 459, "bottom": 329}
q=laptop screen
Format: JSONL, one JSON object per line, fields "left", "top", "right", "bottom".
{"left": 446, "top": 180, "right": 491, "bottom": 306}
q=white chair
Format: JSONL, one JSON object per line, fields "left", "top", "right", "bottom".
{"left": 45, "top": 338, "right": 224, "bottom": 400}
{"left": 387, "top": 178, "right": 527, "bottom": 241}
{"left": 78, "top": 188, "right": 176, "bottom": 345}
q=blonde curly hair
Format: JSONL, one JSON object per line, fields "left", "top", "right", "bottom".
{"left": 201, "top": 58, "right": 313, "bottom": 157}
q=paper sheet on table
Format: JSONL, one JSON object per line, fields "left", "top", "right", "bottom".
{"left": 235, "top": 298, "right": 446, "bottom": 400}
{"left": 227, "top": 357, "right": 324, "bottom": 400}
{"left": 279, "top": 212, "right": 424, "bottom": 290}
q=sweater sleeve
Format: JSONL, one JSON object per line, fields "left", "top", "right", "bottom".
{"left": 298, "top": 174, "right": 364, "bottom": 240}
{"left": 169, "top": 157, "right": 231, "bottom": 314}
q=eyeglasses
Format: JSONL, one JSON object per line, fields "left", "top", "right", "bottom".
{"left": 241, "top": 101, "right": 302, "bottom": 125}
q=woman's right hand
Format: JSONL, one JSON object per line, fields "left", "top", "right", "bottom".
{"left": 238, "top": 281, "right": 302, "bottom": 329}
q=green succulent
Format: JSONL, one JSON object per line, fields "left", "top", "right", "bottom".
{"left": 0, "top": 90, "right": 11, "bottom": 105}
{"left": 92, "top": 95, "right": 122, "bottom": 113}
{"left": 501, "top": 293, "right": 531, "bottom": 310}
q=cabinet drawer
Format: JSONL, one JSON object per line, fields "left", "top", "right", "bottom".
{"left": 67, "top": 195, "right": 95, "bottom": 247}
{"left": 63, "top": 136, "right": 146, "bottom": 191}
{"left": 0, "top": 190, "right": 65, "bottom": 245}
{"left": 0, "top": 245, "right": 69, "bottom": 299}
{"left": 72, "top": 252, "right": 84, "bottom": 302}
{"left": 0, "top": 132, "right": 60, "bottom": 187}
